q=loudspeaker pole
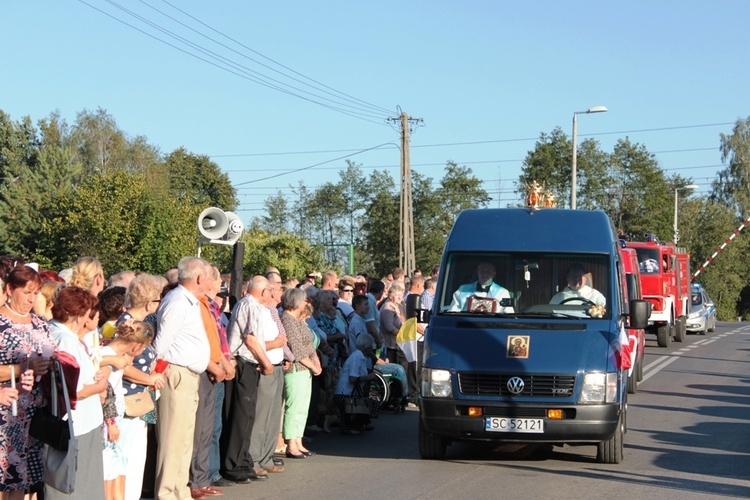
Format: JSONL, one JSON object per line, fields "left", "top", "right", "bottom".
{"left": 230, "top": 242, "right": 245, "bottom": 301}
{"left": 388, "top": 110, "right": 423, "bottom": 276}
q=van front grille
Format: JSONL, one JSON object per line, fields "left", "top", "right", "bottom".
{"left": 458, "top": 373, "right": 576, "bottom": 397}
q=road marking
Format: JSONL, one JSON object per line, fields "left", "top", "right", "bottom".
{"left": 642, "top": 327, "right": 742, "bottom": 383}
{"left": 641, "top": 356, "right": 680, "bottom": 382}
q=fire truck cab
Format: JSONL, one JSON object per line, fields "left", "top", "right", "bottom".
{"left": 625, "top": 237, "right": 691, "bottom": 347}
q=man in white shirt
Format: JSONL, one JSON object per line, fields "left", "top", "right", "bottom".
{"left": 448, "top": 262, "right": 514, "bottom": 313}
{"left": 249, "top": 274, "right": 287, "bottom": 476}
{"left": 153, "top": 257, "right": 212, "bottom": 500}
{"left": 221, "top": 276, "right": 276, "bottom": 483}
{"left": 550, "top": 264, "right": 606, "bottom": 306}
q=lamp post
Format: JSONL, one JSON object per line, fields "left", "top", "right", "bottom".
{"left": 673, "top": 184, "right": 698, "bottom": 244}
{"left": 571, "top": 106, "right": 608, "bottom": 209}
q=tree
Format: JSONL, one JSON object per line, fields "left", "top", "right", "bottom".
{"left": 681, "top": 199, "right": 750, "bottom": 321}
{"left": 605, "top": 138, "right": 675, "bottom": 240}
{"left": 165, "top": 147, "right": 238, "bottom": 211}
{"left": 241, "top": 227, "right": 324, "bottom": 278}
{"left": 712, "top": 116, "right": 750, "bottom": 217}
{"left": 413, "top": 162, "right": 490, "bottom": 271}
{"left": 257, "top": 191, "right": 291, "bottom": 234}
{"left": 360, "top": 170, "right": 399, "bottom": 276}
{"left": 517, "top": 127, "right": 609, "bottom": 209}
{"left": 70, "top": 108, "right": 128, "bottom": 174}
{"left": 36, "top": 169, "right": 199, "bottom": 274}
{"left": 0, "top": 111, "right": 83, "bottom": 258}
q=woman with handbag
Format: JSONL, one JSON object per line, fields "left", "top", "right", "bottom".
{"left": 48, "top": 286, "right": 109, "bottom": 499}
{"left": 0, "top": 265, "right": 56, "bottom": 499}
{"left": 333, "top": 333, "right": 377, "bottom": 435}
{"left": 280, "top": 288, "right": 322, "bottom": 461}
{"left": 115, "top": 274, "right": 167, "bottom": 500}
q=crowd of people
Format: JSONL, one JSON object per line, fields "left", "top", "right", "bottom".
{"left": 0, "top": 255, "right": 437, "bottom": 500}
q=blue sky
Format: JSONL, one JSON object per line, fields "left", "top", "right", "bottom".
{"left": 3, "top": 1, "right": 749, "bottom": 222}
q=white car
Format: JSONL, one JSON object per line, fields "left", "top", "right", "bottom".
{"left": 686, "top": 284, "right": 716, "bottom": 334}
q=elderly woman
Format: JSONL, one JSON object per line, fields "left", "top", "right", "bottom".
{"left": 0, "top": 265, "right": 55, "bottom": 499}
{"left": 379, "top": 282, "right": 405, "bottom": 364}
{"left": 312, "top": 289, "right": 345, "bottom": 432}
{"left": 116, "top": 274, "right": 167, "bottom": 500}
{"left": 280, "top": 289, "right": 321, "bottom": 460}
{"left": 316, "top": 290, "right": 347, "bottom": 365}
{"left": 48, "top": 286, "right": 109, "bottom": 500}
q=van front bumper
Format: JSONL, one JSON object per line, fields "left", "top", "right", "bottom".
{"left": 419, "top": 398, "right": 621, "bottom": 443}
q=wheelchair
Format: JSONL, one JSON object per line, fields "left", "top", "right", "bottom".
{"left": 368, "top": 369, "right": 407, "bottom": 414}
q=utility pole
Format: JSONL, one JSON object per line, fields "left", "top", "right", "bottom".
{"left": 388, "top": 109, "right": 423, "bottom": 276}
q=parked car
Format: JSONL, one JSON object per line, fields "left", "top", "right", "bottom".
{"left": 687, "top": 283, "right": 716, "bottom": 334}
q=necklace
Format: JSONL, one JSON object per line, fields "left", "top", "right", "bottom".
{"left": 5, "top": 303, "right": 30, "bottom": 318}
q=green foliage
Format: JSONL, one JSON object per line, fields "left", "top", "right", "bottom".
{"left": 165, "top": 147, "right": 238, "bottom": 211}
{"left": 517, "top": 128, "right": 573, "bottom": 207}
{"left": 259, "top": 191, "right": 290, "bottom": 234}
{"left": 35, "top": 169, "right": 198, "bottom": 274}
{"left": 360, "top": 170, "right": 399, "bottom": 276}
{"left": 713, "top": 116, "right": 750, "bottom": 216}
{"left": 0, "top": 108, "right": 238, "bottom": 275}
{"left": 241, "top": 227, "right": 324, "bottom": 278}
{"left": 606, "top": 138, "right": 674, "bottom": 240}
{"left": 681, "top": 200, "right": 749, "bottom": 321}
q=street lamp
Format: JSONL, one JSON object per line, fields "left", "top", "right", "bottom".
{"left": 673, "top": 184, "right": 698, "bottom": 244}
{"left": 571, "top": 105, "right": 608, "bottom": 209}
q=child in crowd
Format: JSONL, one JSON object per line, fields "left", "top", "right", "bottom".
{"left": 99, "top": 320, "right": 154, "bottom": 500}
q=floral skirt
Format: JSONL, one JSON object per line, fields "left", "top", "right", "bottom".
{"left": 0, "top": 405, "right": 44, "bottom": 492}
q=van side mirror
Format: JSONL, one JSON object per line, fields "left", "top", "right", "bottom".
{"left": 405, "top": 293, "right": 430, "bottom": 322}
{"left": 628, "top": 299, "right": 650, "bottom": 329}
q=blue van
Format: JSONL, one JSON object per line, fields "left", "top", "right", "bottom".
{"left": 412, "top": 208, "right": 648, "bottom": 463}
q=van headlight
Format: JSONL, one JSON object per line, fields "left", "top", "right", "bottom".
{"left": 579, "top": 372, "right": 618, "bottom": 403}
{"left": 422, "top": 368, "right": 452, "bottom": 398}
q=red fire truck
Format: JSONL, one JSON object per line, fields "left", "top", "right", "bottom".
{"left": 621, "top": 247, "right": 646, "bottom": 392}
{"left": 625, "top": 237, "right": 691, "bottom": 347}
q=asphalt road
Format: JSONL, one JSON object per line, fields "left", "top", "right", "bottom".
{"left": 209, "top": 321, "right": 750, "bottom": 500}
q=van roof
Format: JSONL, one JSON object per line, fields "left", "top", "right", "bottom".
{"left": 446, "top": 208, "right": 617, "bottom": 253}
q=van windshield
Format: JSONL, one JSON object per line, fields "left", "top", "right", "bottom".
{"left": 437, "top": 252, "right": 611, "bottom": 319}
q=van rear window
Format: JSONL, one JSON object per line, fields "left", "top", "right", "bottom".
{"left": 438, "top": 253, "right": 610, "bottom": 319}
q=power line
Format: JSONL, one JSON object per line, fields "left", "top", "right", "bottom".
{"left": 100, "top": 0, "right": 388, "bottom": 123}
{"left": 79, "top": 0, "right": 392, "bottom": 124}
{"left": 154, "top": 0, "right": 393, "bottom": 117}
{"left": 232, "top": 142, "right": 397, "bottom": 186}
{"left": 208, "top": 123, "right": 732, "bottom": 158}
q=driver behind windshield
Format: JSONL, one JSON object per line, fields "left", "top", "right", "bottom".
{"left": 549, "top": 264, "right": 606, "bottom": 306}
{"left": 448, "top": 261, "right": 514, "bottom": 312}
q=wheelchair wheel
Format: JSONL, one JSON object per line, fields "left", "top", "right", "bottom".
{"left": 368, "top": 370, "right": 390, "bottom": 409}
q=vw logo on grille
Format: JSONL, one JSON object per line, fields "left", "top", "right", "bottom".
{"left": 507, "top": 376, "right": 525, "bottom": 394}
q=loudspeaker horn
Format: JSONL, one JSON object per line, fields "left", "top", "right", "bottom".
{"left": 198, "top": 207, "right": 228, "bottom": 240}
{"left": 223, "top": 212, "right": 244, "bottom": 243}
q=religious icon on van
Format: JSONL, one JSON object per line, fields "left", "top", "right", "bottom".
{"left": 507, "top": 335, "right": 529, "bottom": 358}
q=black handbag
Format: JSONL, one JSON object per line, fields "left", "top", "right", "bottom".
{"left": 342, "top": 383, "right": 371, "bottom": 416}
{"left": 29, "top": 359, "right": 71, "bottom": 452}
